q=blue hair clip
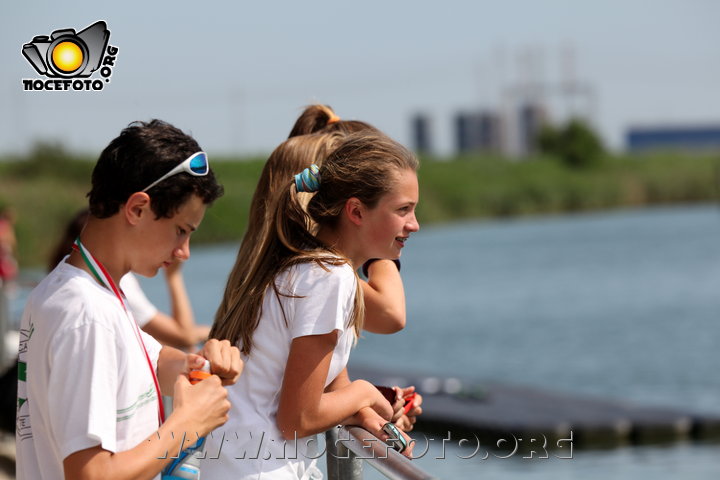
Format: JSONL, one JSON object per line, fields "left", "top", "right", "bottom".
{"left": 295, "top": 164, "right": 321, "bottom": 192}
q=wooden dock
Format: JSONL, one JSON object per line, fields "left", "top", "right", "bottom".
{"left": 348, "top": 365, "right": 720, "bottom": 448}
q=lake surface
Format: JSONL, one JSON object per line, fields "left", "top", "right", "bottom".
{"left": 13, "top": 204, "right": 720, "bottom": 478}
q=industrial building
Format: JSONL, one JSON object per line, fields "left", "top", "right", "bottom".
{"left": 626, "top": 125, "right": 720, "bottom": 152}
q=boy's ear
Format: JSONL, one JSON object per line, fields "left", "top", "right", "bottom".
{"left": 124, "top": 192, "right": 151, "bottom": 226}
{"left": 345, "top": 197, "right": 364, "bottom": 226}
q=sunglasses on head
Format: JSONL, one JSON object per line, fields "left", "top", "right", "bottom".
{"left": 142, "top": 151, "right": 209, "bottom": 192}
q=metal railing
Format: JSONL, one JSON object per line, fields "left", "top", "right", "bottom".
{"left": 325, "top": 426, "right": 440, "bottom": 480}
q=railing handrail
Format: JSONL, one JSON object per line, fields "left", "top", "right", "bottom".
{"left": 326, "top": 426, "right": 440, "bottom": 480}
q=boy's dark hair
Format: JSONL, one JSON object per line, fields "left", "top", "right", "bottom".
{"left": 87, "top": 119, "right": 223, "bottom": 218}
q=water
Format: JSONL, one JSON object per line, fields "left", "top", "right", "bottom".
{"left": 15, "top": 204, "right": 719, "bottom": 478}
{"left": 357, "top": 204, "right": 720, "bottom": 415}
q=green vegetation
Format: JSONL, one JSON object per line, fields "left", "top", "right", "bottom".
{"left": 416, "top": 152, "right": 719, "bottom": 223}
{"left": 537, "top": 118, "right": 605, "bottom": 168}
{"left": 1, "top": 144, "right": 718, "bottom": 267}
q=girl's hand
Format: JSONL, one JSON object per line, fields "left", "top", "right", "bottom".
{"left": 395, "top": 388, "right": 423, "bottom": 432}
{"left": 389, "top": 386, "right": 405, "bottom": 422}
{"left": 362, "top": 381, "right": 393, "bottom": 420}
{"left": 389, "top": 385, "right": 420, "bottom": 422}
{"left": 163, "top": 257, "right": 183, "bottom": 277}
{"left": 350, "top": 408, "right": 414, "bottom": 459}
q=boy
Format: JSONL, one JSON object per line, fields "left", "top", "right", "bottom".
{"left": 16, "top": 120, "right": 242, "bottom": 480}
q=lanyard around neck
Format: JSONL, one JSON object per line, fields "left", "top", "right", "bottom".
{"left": 73, "top": 238, "right": 166, "bottom": 424}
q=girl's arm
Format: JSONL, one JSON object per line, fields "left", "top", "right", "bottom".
{"left": 141, "top": 313, "right": 208, "bottom": 350}
{"left": 326, "top": 369, "right": 414, "bottom": 457}
{"left": 163, "top": 261, "right": 210, "bottom": 345}
{"left": 276, "top": 332, "right": 393, "bottom": 440}
{"left": 361, "top": 259, "right": 406, "bottom": 334}
{"left": 327, "top": 371, "right": 406, "bottom": 424}
{"left": 141, "top": 262, "right": 210, "bottom": 349}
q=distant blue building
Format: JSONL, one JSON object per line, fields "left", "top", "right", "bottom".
{"left": 627, "top": 125, "right": 720, "bottom": 152}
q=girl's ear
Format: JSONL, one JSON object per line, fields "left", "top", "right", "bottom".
{"left": 124, "top": 192, "right": 151, "bottom": 226}
{"left": 345, "top": 197, "right": 364, "bottom": 226}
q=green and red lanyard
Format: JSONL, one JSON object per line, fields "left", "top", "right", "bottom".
{"left": 72, "top": 238, "right": 166, "bottom": 424}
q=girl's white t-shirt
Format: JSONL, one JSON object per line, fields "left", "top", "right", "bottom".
{"left": 202, "top": 261, "right": 357, "bottom": 480}
{"left": 120, "top": 272, "right": 158, "bottom": 328}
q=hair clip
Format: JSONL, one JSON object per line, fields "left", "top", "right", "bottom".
{"left": 295, "top": 164, "right": 321, "bottom": 192}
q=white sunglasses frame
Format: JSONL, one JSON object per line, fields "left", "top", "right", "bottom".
{"left": 141, "top": 151, "right": 209, "bottom": 192}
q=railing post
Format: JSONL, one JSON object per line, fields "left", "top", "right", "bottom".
{"left": 326, "top": 427, "right": 363, "bottom": 480}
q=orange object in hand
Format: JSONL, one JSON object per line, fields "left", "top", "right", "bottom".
{"left": 189, "top": 359, "right": 211, "bottom": 385}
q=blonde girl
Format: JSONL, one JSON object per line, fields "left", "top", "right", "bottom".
{"left": 216, "top": 106, "right": 420, "bottom": 431}
{"left": 217, "top": 105, "right": 406, "bottom": 335}
{"left": 206, "top": 131, "right": 420, "bottom": 479}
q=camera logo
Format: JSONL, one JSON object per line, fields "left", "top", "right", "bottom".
{"left": 21, "top": 20, "right": 119, "bottom": 91}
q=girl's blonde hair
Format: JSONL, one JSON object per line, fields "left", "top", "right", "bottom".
{"left": 214, "top": 104, "right": 377, "bottom": 351}
{"left": 213, "top": 132, "right": 343, "bottom": 340}
{"left": 211, "top": 131, "right": 418, "bottom": 354}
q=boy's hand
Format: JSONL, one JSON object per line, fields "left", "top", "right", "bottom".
{"left": 172, "top": 374, "right": 230, "bottom": 438}
{"left": 197, "top": 338, "right": 243, "bottom": 385}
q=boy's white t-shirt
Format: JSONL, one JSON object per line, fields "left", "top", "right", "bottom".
{"left": 16, "top": 260, "right": 163, "bottom": 480}
{"left": 43, "top": 259, "right": 158, "bottom": 329}
{"left": 202, "top": 261, "right": 357, "bottom": 480}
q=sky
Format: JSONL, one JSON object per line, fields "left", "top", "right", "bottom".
{"left": 2, "top": 0, "right": 719, "bottom": 158}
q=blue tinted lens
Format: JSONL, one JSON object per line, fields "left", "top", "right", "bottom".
{"left": 189, "top": 153, "right": 208, "bottom": 174}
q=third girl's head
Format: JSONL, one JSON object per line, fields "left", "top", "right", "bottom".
{"left": 287, "top": 104, "right": 376, "bottom": 138}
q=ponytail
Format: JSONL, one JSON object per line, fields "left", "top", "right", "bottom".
{"left": 288, "top": 104, "right": 378, "bottom": 138}
{"left": 288, "top": 104, "right": 338, "bottom": 138}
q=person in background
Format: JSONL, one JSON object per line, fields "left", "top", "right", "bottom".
{"left": 0, "top": 206, "right": 18, "bottom": 286}
{"left": 50, "top": 208, "right": 210, "bottom": 350}
{"left": 0, "top": 205, "right": 18, "bottom": 435}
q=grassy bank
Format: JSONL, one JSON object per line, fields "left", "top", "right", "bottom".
{"left": 416, "top": 152, "right": 720, "bottom": 222}
{"left": 1, "top": 147, "right": 718, "bottom": 267}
